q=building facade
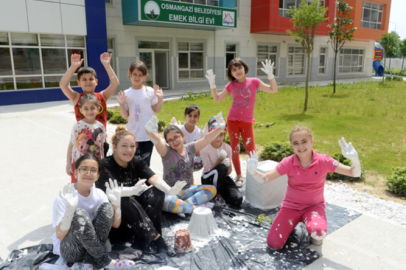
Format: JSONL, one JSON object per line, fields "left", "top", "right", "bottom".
{"left": 0, "top": 0, "right": 391, "bottom": 105}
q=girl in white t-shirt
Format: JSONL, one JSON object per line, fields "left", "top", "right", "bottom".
{"left": 116, "top": 61, "right": 164, "bottom": 166}
{"left": 53, "top": 154, "right": 136, "bottom": 269}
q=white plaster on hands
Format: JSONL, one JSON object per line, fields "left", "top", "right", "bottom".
{"left": 145, "top": 115, "right": 158, "bottom": 133}
{"left": 168, "top": 181, "right": 187, "bottom": 196}
{"left": 200, "top": 123, "right": 208, "bottom": 138}
{"left": 261, "top": 59, "right": 275, "bottom": 80}
{"left": 247, "top": 151, "right": 264, "bottom": 183}
{"left": 217, "top": 149, "right": 227, "bottom": 159}
{"left": 170, "top": 117, "right": 182, "bottom": 127}
{"left": 154, "top": 177, "right": 171, "bottom": 194}
{"left": 206, "top": 69, "right": 216, "bottom": 89}
{"left": 105, "top": 179, "right": 121, "bottom": 206}
{"left": 121, "top": 179, "right": 147, "bottom": 197}
{"left": 338, "top": 137, "right": 361, "bottom": 177}
{"left": 215, "top": 112, "right": 226, "bottom": 129}
{"left": 59, "top": 183, "right": 78, "bottom": 231}
{"left": 222, "top": 158, "right": 231, "bottom": 167}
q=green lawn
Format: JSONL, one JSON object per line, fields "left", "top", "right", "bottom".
{"left": 157, "top": 81, "right": 406, "bottom": 176}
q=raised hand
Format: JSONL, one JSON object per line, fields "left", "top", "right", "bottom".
{"left": 145, "top": 115, "right": 158, "bottom": 133}
{"left": 338, "top": 137, "right": 361, "bottom": 177}
{"left": 247, "top": 151, "right": 259, "bottom": 175}
{"left": 261, "top": 59, "right": 275, "bottom": 80}
{"left": 100, "top": 52, "right": 112, "bottom": 65}
{"left": 105, "top": 179, "right": 121, "bottom": 206}
{"left": 206, "top": 69, "right": 216, "bottom": 89}
{"left": 170, "top": 117, "right": 182, "bottom": 127}
{"left": 117, "top": 91, "right": 127, "bottom": 106}
{"left": 153, "top": 84, "right": 163, "bottom": 99}
{"left": 168, "top": 181, "right": 187, "bottom": 196}
{"left": 70, "top": 54, "right": 83, "bottom": 68}
{"left": 215, "top": 112, "right": 225, "bottom": 129}
{"left": 200, "top": 123, "right": 208, "bottom": 138}
{"left": 59, "top": 183, "right": 78, "bottom": 210}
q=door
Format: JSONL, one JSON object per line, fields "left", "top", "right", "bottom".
{"left": 139, "top": 51, "right": 154, "bottom": 87}
{"left": 139, "top": 50, "right": 169, "bottom": 89}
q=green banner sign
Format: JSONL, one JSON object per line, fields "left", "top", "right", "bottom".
{"left": 139, "top": 0, "right": 236, "bottom": 28}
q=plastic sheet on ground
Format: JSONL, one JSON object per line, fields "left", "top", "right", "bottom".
{"left": 0, "top": 202, "right": 361, "bottom": 270}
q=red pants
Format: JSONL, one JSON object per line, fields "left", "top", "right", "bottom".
{"left": 267, "top": 205, "right": 327, "bottom": 250}
{"left": 227, "top": 120, "right": 256, "bottom": 175}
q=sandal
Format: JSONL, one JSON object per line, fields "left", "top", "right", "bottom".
{"left": 235, "top": 179, "right": 243, "bottom": 188}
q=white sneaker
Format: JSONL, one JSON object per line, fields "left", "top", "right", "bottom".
{"left": 197, "top": 202, "right": 214, "bottom": 209}
{"left": 311, "top": 237, "right": 323, "bottom": 246}
{"left": 177, "top": 213, "right": 186, "bottom": 218}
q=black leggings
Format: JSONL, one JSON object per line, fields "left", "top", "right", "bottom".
{"left": 109, "top": 186, "right": 165, "bottom": 247}
{"left": 60, "top": 202, "right": 114, "bottom": 269}
{"left": 201, "top": 164, "right": 243, "bottom": 206}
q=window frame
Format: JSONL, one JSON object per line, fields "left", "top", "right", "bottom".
{"left": 287, "top": 45, "right": 306, "bottom": 77}
{"left": 225, "top": 42, "right": 239, "bottom": 79}
{"left": 165, "top": 0, "right": 219, "bottom": 7}
{"left": 338, "top": 48, "right": 365, "bottom": 74}
{"left": 256, "top": 43, "right": 279, "bottom": 79}
{"left": 318, "top": 46, "right": 328, "bottom": 76}
{"left": 279, "top": 0, "right": 325, "bottom": 17}
{"left": 361, "top": 1, "right": 383, "bottom": 30}
{"left": 0, "top": 32, "right": 86, "bottom": 92}
{"left": 177, "top": 40, "right": 205, "bottom": 81}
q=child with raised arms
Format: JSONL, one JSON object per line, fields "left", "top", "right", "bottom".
{"left": 53, "top": 154, "right": 136, "bottom": 269}
{"left": 247, "top": 126, "right": 362, "bottom": 249}
{"left": 66, "top": 94, "right": 106, "bottom": 183}
{"left": 117, "top": 61, "right": 164, "bottom": 167}
{"left": 206, "top": 58, "right": 278, "bottom": 187}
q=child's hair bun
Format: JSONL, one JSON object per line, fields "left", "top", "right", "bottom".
{"left": 115, "top": 125, "right": 127, "bottom": 133}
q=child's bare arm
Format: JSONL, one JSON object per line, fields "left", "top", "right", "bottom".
{"left": 99, "top": 53, "right": 119, "bottom": 101}
{"left": 334, "top": 163, "right": 357, "bottom": 178}
{"left": 258, "top": 80, "right": 278, "bottom": 93}
{"left": 117, "top": 91, "right": 129, "bottom": 119}
{"left": 152, "top": 85, "right": 164, "bottom": 113}
{"left": 206, "top": 70, "right": 230, "bottom": 102}
{"left": 59, "top": 54, "right": 83, "bottom": 104}
{"left": 66, "top": 142, "right": 73, "bottom": 176}
{"left": 145, "top": 116, "right": 168, "bottom": 157}
{"left": 194, "top": 112, "right": 226, "bottom": 153}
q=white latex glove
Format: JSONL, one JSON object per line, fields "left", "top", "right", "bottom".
{"left": 168, "top": 181, "right": 187, "bottom": 196}
{"left": 145, "top": 115, "right": 158, "bottom": 133}
{"left": 222, "top": 158, "right": 231, "bottom": 167}
{"left": 215, "top": 112, "right": 226, "bottom": 129}
{"left": 170, "top": 117, "right": 182, "bottom": 127}
{"left": 121, "top": 179, "right": 147, "bottom": 197}
{"left": 261, "top": 59, "right": 275, "bottom": 80}
{"left": 247, "top": 151, "right": 259, "bottom": 175}
{"left": 206, "top": 69, "right": 216, "bottom": 89}
{"left": 200, "top": 123, "right": 208, "bottom": 138}
{"left": 59, "top": 183, "right": 78, "bottom": 231}
{"left": 338, "top": 137, "right": 361, "bottom": 177}
{"left": 105, "top": 179, "right": 122, "bottom": 206}
{"left": 217, "top": 149, "right": 227, "bottom": 159}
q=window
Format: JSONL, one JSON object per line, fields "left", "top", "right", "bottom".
{"left": 319, "top": 47, "right": 327, "bottom": 75}
{"left": 225, "top": 44, "right": 237, "bottom": 74}
{"left": 279, "top": 0, "right": 325, "bottom": 17}
{"left": 0, "top": 32, "right": 86, "bottom": 91}
{"left": 166, "top": 0, "right": 219, "bottom": 6}
{"left": 178, "top": 42, "right": 204, "bottom": 80}
{"left": 287, "top": 46, "right": 305, "bottom": 76}
{"left": 361, "top": 2, "right": 383, "bottom": 29}
{"left": 339, "top": 48, "right": 364, "bottom": 73}
{"left": 105, "top": 0, "right": 112, "bottom": 4}
{"left": 257, "top": 45, "right": 278, "bottom": 77}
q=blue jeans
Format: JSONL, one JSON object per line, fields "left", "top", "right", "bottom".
{"left": 135, "top": 141, "right": 154, "bottom": 167}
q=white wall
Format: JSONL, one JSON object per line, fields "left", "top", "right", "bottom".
{"left": 0, "top": 0, "right": 86, "bottom": 35}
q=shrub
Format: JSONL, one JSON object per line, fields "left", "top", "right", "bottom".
{"left": 107, "top": 109, "right": 114, "bottom": 120}
{"left": 225, "top": 135, "right": 246, "bottom": 152}
{"left": 385, "top": 76, "right": 392, "bottom": 81}
{"left": 259, "top": 142, "right": 293, "bottom": 162}
{"left": 109, "top": 110, "right": 128, "bottom": 124}
{"left": 158, "top": 120, "right": 167, "bottom": 132}
{"left": 326, "top": 153, "right": 364, "bottom": 181}
{"left": 392, "top": 76, "right": 403, "bottom": 82}
{"left": 385, "top": 167, "right": 406, "bottom": 196}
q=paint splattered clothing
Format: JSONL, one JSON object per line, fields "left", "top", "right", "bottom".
{"left": 162, "top": 143, "right": 196, "bottom": 189}
{"left": 97, "top": 156, "right": 164, "bottom": 246}
{"left": 52, "top": 187, "right": 109, "bottom": 256}
{"left": 74, "top": 92, "right": 107, "bottom": 128}
{"left": 275, "top": 150, "right": 339, "bottom": 211}
{"left": 225, "top": 77, "right": 260, "bottom": 123}
{"left": 124, "top": 86, "right": 158, "bottom": 142}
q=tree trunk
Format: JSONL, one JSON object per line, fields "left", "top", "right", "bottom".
{"left": 304, "top": 51, "right": 311, "bottom": 112}
{"left": 402, "top": 57, "right": 404, "bottom": 70}
{"left": 382, "top": 55, "right": 385, "bottom": 84}
{"left": 389, "top": 58, "right": 392, "bottom": 70}
{"left": 333, "top": 52, "right": 337, "bottom": 94}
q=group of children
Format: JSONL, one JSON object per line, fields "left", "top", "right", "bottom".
{"left": 51, "top": 50, "right": 362, "bottom": 268}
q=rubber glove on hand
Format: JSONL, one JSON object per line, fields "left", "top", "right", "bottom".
{"left": 206, "top": 69, "right": 216, "bottom": 89}
{"left": 215, "top": 112, "right": 226, "bottom": 129}
{"left": 168, "top": 181, "right": 187, "bottom": 196}
{"left": 200, "top": 123, "right": 208, "bottom": 138}
{"left": 217, "top": 149, "right": 227, "bottom": 159}
{"left": 121, "top": 179, "right": 147, "bottom": 197}
{"left": 170, "top": 117, "right": 182, "bottom": 127}
{"left": 338, "top": 137, "right": 361, "bottom": 177}
{"left": 105, "top": 179, "right": 122, "bottom": 206}
{"left": 222, "top": 158, "right": 231, "bottom": 167}
{"left": 59, "top": 183, "right": 78, "bottom": 231}
{"left": 145, "top": 115, "right": 158, "bottom": 133}
{"left": 261, "top": 59, "right": 275, "bottom": 81}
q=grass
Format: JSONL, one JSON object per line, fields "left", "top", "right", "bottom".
{"left": 112, "top": 81, "right": 406, "bottom": 176}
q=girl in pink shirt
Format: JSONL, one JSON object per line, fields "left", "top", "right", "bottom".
{"left": 247, "top": 126, "right": 362, "bottom": 250}
{"left": 206, "top": 58, "right": 278, "bottom": 187}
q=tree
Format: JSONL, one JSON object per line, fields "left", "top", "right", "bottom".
{"left": 328, "top": 0, "right": 356, "bottom": 94}
{"left": 286, "top": 0, "right": 328, "bottom": 112}
{"left": 380, "top": 31, "right": 400, "bottom": 83}
{"left": 399, "top": 39, "right": 406, "bottom": 70}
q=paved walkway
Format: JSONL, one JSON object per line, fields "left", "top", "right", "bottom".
{"left": 0, "top": 79, "right": 405, "bottom": 269}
